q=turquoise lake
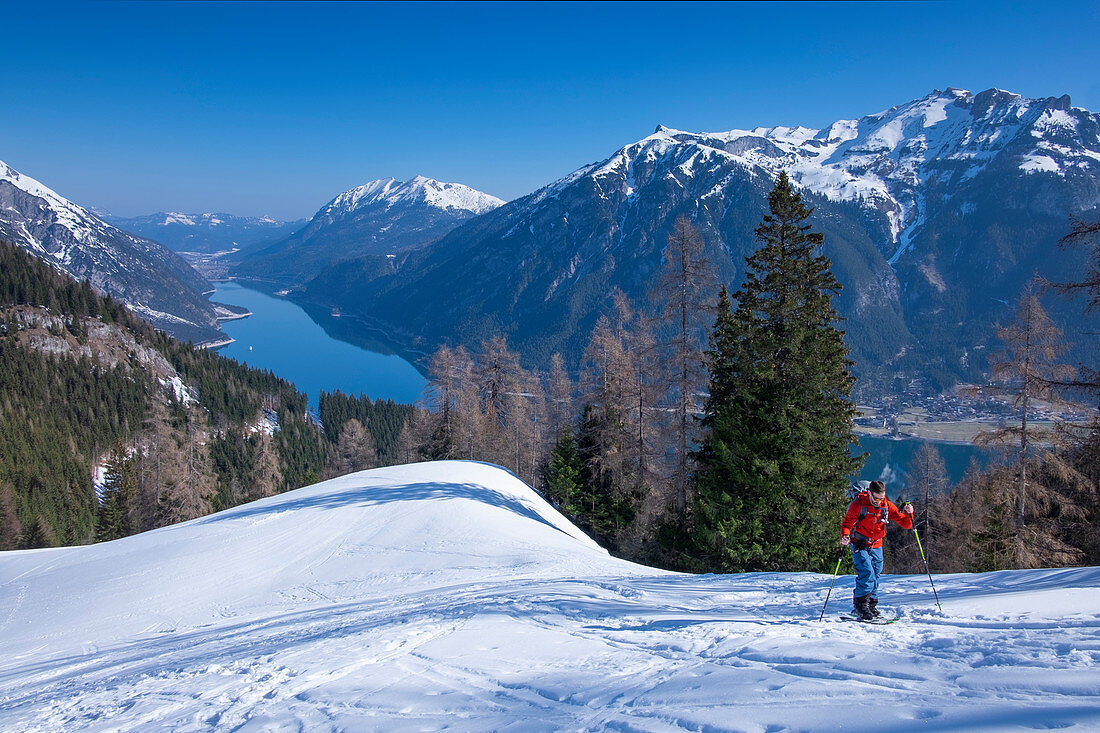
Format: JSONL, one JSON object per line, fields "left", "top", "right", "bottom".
{"left": 209, "top": 281, "right": 994, "bottom": 488}
{"left": 855, "top": 434, "right": 999, "bottom": 491}
{"left": 210, "top": 281, "right": 427, "bottom": 407}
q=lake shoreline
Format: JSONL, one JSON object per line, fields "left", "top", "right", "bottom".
{"left": 205, "top": 281, "right": 427, "bottom": 407}
{"left": 226, "top": 277, "right": 433, "bottom": 375}
{"left": 853, "top": 427, "right": 982, "bottom": 447}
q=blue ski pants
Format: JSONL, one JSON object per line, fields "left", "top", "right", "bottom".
{"left": 852, "top": 546, "right": 884, "bottom": 599}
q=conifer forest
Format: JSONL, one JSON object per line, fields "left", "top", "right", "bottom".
{"left": 3, "top": 180, "right": 1100, "bottom": 575}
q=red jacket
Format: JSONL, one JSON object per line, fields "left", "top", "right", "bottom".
{"left": 841, "top": 491, "right": 913, "bottom": 548}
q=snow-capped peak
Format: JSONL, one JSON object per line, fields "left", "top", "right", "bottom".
{"left": 324, "top": 176, "right": 504, "bottom": 217}
{"left": 545, "top": 87, "right": 1100, "bottom": 252}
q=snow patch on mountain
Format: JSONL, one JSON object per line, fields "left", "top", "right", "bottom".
{"left": 325, "top": 175, "right": 504, "bottom": 218}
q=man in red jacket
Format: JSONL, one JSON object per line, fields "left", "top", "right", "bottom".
{"left": 840, "top": 480, "right": 914, "bottom": 620}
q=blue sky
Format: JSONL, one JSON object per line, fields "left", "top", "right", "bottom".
{"left": 3, "top": 1, "right": 1098, "bottom": 220}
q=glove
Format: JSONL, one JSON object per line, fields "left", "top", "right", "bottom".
{"left": 840, "top": 535, "right": 851, "bottom": 546}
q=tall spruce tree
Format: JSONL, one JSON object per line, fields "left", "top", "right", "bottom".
{"left": 544, "top": 428, "right": 582, "bottom": 514}
{"left": 96, "top": 440, "right": 136, "bottom": 542}
{"left": 691, "top": 172, "right": 861, "bottom": 572}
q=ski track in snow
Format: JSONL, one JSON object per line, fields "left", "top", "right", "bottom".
{"left": 1, "top": 462, "right": 1098, "bottom": 732}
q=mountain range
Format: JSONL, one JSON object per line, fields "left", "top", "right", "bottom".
{"left": 101, "top": 211, "right": 306, "bottom": 255}
{"left": 4, "top": 87, "right": 1098, "bottom": 396}
{"left": 0, "top": 160, "right": 229, "bottom": 345}
{"left": 230, "top": 176, "right": 504, "bottom": 288}
{"left": 281, "top": 88, "right": 1100, "bottom": 396}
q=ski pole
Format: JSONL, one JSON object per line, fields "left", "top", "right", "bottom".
{"left": 818, "top": 553, "right": 845, "bottom": 621}
{"left": 913, "top": 527, "right": 942, "bottom": 612}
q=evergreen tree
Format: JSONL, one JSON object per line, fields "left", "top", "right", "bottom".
{"left": 0, "top": 241, "right": 333, "bottom": 544}
{"left": 95, "top": 440, "right": 136, "bottom": 541}
{"left": 574, "top": 404, "right": 638, "bottom": 549}
{"left": 20, "top": 515, "right": 55, "bottom": 549}
{"left": 545, "top": 428, "right": 582, "bottom": 513}
{"left": 0, "top": 481, "right": 22, "bottom": 550}
{"left": 690, "top": 171, "right": 860, "bottom": 572}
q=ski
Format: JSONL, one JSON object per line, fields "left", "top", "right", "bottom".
{"left": 839, "top": 615, "right": 898, "bottom": 625}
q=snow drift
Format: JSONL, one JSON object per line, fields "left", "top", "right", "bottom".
{"left": 1, "top": 461, "right": 1098, "bottom": 731}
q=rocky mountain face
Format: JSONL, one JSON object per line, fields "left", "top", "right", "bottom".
{"left": 308, "top": 88, "right": 1100, "bottom": 397}
{"left": 102, "top": 211, "right": 306, "bottom": 255}
{"left": 0, "top": 160, "right": 226, "bottom": 345}
{"left": 230, "top": 176, "right": 504, "bottom": 289}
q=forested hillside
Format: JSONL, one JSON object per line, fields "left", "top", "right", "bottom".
{"left": 0, "top": 243, "right": 413, "bottom": 548}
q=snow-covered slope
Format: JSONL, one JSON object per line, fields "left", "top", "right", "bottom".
{"left": 1, "top": 461, "right": 1098, "bottom": 731}
{"left": 230, "top": 176, "right": 505, "bottom": 288}
{"left": 0, "top": 159, "right": 224, "bottom": 344}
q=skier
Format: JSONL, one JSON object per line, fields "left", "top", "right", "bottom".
{"left": 840, "top": 480, "right": 914, "bottom": 621}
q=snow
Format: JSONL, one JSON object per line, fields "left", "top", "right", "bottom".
{"left": 158, "top": 374, "right": 197, "bottom": 405}
{"left": 1, "top": 460, "right": 1098, "bottom": 731}
{"left": 163, "top": 212, "right": 198, "bottom": 226}
{"left": 0, "top": 159, "right": 104, "bottom": 252}
{"left": 1020, "top": 153, "right": 1063, "bottom": 174}
{"left": 561, "top": 88, "right": 1100, "bottom": 253}
{"left": 325, "top": 176, "right": 504, "bottom": 217}
{"left": 127, "top": 302, "right": 200, "bottom": 328}
{"left": 1034, "top": 108, "right": 1080, "bottom": 134}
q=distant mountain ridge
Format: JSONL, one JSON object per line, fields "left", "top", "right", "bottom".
{"left": 230, "top": 176, "right": 504, "bottom": 289}
{"left": 0, "top": 159, "right": 226, "bottom": 344}
{"left": 307, "top": 88, "right": 1100, "bottom": 396}
{"left": 103, "top": 211, "right": 306, "bottom": 255}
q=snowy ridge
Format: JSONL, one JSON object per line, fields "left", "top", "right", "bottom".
{"left": 104, "top": 210, "right": 306, "bottom": 255}
{"left": 2, "top": 460, "right": 1099, "bottom": 730}
{"left": 231, "top": 176, "right": 504, "bottom": 285}
{"left": 538, "top": 88, "right": 1100, "bottom": 248}
{"left": 0, "top": 159, "right": 112, "bottom": 261}
{"left": 0, "top": 160, "right": 198, "bottom": 267}
{"left": 324, "top": 175, "right": 504, "bottom": 217}
{"left": 0, "top": 157, "right": 224, "bottom": 342}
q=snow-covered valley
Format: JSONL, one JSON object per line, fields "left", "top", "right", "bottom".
{"left": 1, "top": 461, "right": 1098, "bottom": 732}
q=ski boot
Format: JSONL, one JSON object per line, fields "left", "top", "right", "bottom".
{"left": 853, "top": 594, "right": 875, "bottom": 621}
